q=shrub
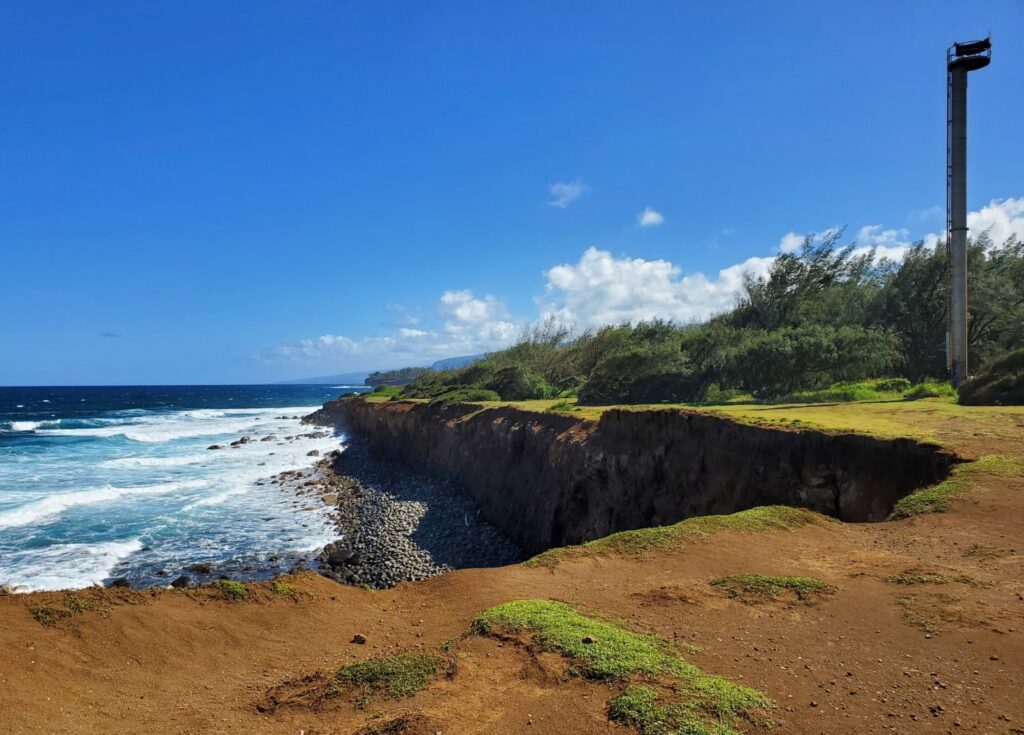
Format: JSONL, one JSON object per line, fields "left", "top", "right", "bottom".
{"left": 426, "top": 387, "right": 501, "bottom": 405}
{"left": 217, "top": 579, "right": 248, "bottom": 601}
{"left": 480, "top": 365, "right": 556, "bottom": 400}
{"left": 578, "top": 345, "right": 699, "bottom": 405}
{"left": 958, "top": 348, "right": 1024, "bottom": 405}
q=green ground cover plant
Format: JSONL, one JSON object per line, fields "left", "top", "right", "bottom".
{"left": 526, "top": 506, "right": 824, "bottom": 567}
{"left": 474, "top": 600, "right": 770, "bottom": 735}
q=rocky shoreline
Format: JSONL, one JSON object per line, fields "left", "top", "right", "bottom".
{"left": 80, "top": 421, "right": 521, "bottom": 592}
{"left": 312, "top": 437, "right": 522, "bottom": 588}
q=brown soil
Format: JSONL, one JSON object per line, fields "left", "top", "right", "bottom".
{"left": 2, "top": 408, "right": 1023, "bottom": 734}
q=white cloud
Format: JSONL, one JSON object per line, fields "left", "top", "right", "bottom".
{"left": 538, "top": 247, "right": 773, "bottom": 328}
{"left": 918, "top": 197, "right": 1024, "bottom": 250}
{"left": 853, "top": 224, "right": 913, "bottom": 261}
{"left": 547, "top": 179, "right": 587, "bottom": 208}
{"left": 777, "top": 232, "right": 805, "bottom": 254}
{"left": 968, "top": 197, "right": 1024, "bottom": 245}
{"left": 637, "top": 207, "right": 664, "bottom": 227}
{"left": 267, "top": 291, "right": 519, "bottom": 368}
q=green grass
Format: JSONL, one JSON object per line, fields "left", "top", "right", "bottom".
{"left": 710, "top": 574, "right": 835, "bottom": 604}
{"left": 474, "top": 600, "right": 770, "bottom": 734}
{"left": 334, "top": 653, "right": 449, "bottom": 707}
{"left": 366, "top": 385, "right": 403, "bottom": 399}
{"left": 216, "top": 579, "right": 248, "bottom": 601}
{"left": 526, "top": 506, "right": 824, "bottom": 568}
{"left": 889, "top": 454, "right": 1024, "bottom": 519}
{"left": 270, "top": 581, "right": 300, "bottom": 600}
{"left": 545, "top": 398, "right": 580, "bottom": 413}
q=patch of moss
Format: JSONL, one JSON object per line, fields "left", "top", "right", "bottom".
{"left": 334, "top": 653, "right": 449, "bottom": 707}
{"left": 29, "top": 605, "right": 73, "bottom": 627}
{"left": 526, "top": 506, "right": 823, "bottom": 568}
{"left": 711, "top": 574, "right": 835, "bottom": 604}
{"left": 883, "top": 568, "right": 985, "bottom": 587}
{"left": 474, "top": 600, "right": 770, "bottom": 734}
{"left": 889, "top": 454, "right": 1024, "bottom": 519}
{"left": 216, "top": 579, "right": 248, "bottom": 601}
{"left": 270, "top": 581, "right": 296, "bottom": 598}
{"left": 609, "top": 684, "right": 763, "bottom": 735}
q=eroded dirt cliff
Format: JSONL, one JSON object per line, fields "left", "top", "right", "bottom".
{"left": 308, "top": 399, "right": 957, "bottom": 555}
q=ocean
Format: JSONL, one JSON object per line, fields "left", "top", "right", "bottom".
{"left": 0, "top": 384, "right": 365, "bottom": 592}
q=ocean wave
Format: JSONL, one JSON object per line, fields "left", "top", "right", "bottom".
{"left": 5, "top": 421, "right": 44, "bottom": 432}
{"left": 28, "top": 405, "right": 317, "bottom": 443}
{"left": 0, "top": 479, "right": 209, "bottom": 529}
{"left": 99, "top": 454, "right": 211, "bottom": 469}
{"left": 0, "top": 538, "right": 143, "bottom": 592}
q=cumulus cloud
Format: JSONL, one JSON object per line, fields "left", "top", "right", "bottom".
{"left": 547, "top": 179, "right": 587, "bottom": 208}
{"left": 852, "top": 224, "right": 913, "bottom": 261}
{"left": 637, "top": 207, "right": 664, "bottom": 227}
{"left": 267, "top": 290, "right": 518, "bottom": 368}
{"left": 777, "top": 232, "right": 805, "bottom": 254}
{"left": 968, "top": 197, "right": 1024, "bottom": 245}
{"left": 538, "top": 247, "right": 773, "bottom": 328}
{"left": 916, "top": 197, "right": 1024, "bottom": 251}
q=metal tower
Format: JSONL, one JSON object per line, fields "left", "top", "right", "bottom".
{"left": 946, "top": 38, "right": 991, "bottom": 387}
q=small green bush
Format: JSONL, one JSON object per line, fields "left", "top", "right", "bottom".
{"left": 904, "top": 380, "right": 956, "bottom": 400}
{"left": 335, "top": 653, "right": 448, "bottom": 706}
{"left": 480, "top": 365, "right": 555, "bottom": 400}
{"left": 217, "top": 579, "right": 248, "bottom": 601}
{"left": 959, "top": 348, "right": 1024, "bottom": 405}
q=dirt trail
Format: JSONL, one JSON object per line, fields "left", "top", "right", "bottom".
{"left": 1, "top": 402, "right": 1023, "bottom": 735}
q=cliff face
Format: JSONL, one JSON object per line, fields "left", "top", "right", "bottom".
{"left": 308, "top": 399, "right": 957, "bottom": 556}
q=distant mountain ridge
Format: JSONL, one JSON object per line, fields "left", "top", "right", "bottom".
{"left": 279, "top": 354, "right": 483, "bottom": 386}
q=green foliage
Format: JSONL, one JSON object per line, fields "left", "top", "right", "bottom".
{"left": 334, "top": 653, "right": 447, "bottom": 705}
{"left": 216, "top": 579, "right": 248, "bottom": 601}
{"left": 546, "top": 399, "right": 579, "bottom": 413}
{"left": 889, "top": 454, "right": 1024, "bottom": 519}
{"left": 710, "top": 574, "right": 835, "bottom": 604}
{"left": 271, "top": 581, "right": 297, "bottom": 598}
{"left": 959, "top": 348, "right": 1024, "bottom": 405}
{"left": 367, "top": 384, "right": 403, "bottom": 399}
{"left": 29, "top": 605, "right": 73, "bottom": 627}
{"left": 474, "top": 600, "right": 770, "bottom": 734}
{"left": 479, "top": 365, "right": 556, "bottom": 400}
{"left": 365, "top": 367, "right": 433, "bottom": 387}
{"left": 771, "top": 377, "right": 939, "bottom": 404}
{"left": 426, "top": 387, "right": 501, "bottom": 405}
{"left": 400, "top": 233, "right": 1024, "bottom": 405}
{"left": 609, "top": 684, "right": 766, "bottom": 735}
{"left": 904, "top": 380, "right": 957, "bottom": 400}
{"left": 526, "top": 506, "right": 823, "bottom": 567}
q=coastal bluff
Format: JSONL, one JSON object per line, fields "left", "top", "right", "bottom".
{"left": 307, "top": 398, "right": 958, "bottom": 556}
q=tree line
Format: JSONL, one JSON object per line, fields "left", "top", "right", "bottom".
{"left": 396, "top": 230, "right": 1024, "bottom": 405}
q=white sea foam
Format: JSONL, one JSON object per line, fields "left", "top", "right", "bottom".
{"left": 0, "top": 538, "right": 143, "bottom": 592}
{"left": 99, "top": 454, "right": 211, "bottom": 469}
{"left": 0, "top": 479, "right": 209, "bottom": 529}
{"left": 8, "top": 421, "right": 43, "bottom": 432}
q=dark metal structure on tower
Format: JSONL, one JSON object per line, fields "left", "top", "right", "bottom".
{"left": 946, "top": 37, "right": 991, "bottom": 386}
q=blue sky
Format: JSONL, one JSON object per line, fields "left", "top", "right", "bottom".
{"left": 2, "top": 1, "right": 1022, "bottom": 385}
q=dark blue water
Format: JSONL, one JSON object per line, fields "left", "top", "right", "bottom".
{"left": 0, "top": 384, "right": 367, "bottom": 591}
